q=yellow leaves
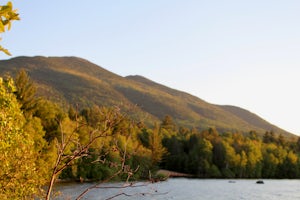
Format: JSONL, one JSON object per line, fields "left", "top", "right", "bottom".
{"left": 0, "top": 45, "right": 11, "bottom": 55}
{"left": 0, "top": 1, "right": 20, "bottom": 28}
{"left": 56, "top": 117, "right": 79, "bottom": 156}
{"left": 0, "top": 21, "right": 4, "bottom": 33}
{"left": 149, "top": 125, "right": 167, "bottom": 164}
{"left": 0, "top": 1, "right": 20, "bottom": 55}
{"left": 201, "top": 138, "right": 213, "bottom": 154}
{"left": 222, "top": 140, "right": 240, "bottom": 167}
{"left": 240, "top": 150, "right": 248, "bottom": 168}
{"left": 0, "top": 76, "right": 48, "bottom": 198}
{"left": 287, "top": 151, "right": 298, "bottom": 164}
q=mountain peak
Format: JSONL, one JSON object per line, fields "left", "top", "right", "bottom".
{"left": 0, "top": 56, "right": 295, "bottom": 138}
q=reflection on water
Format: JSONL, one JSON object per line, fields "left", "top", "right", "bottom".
{"left": 55, "top": 178, "right": 300, "bottom": 200}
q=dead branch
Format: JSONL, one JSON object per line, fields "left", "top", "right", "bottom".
{"left": 45, "top": 114, "right": 119, "bottom": 200}
{"left": 105, "top": 187, "right": 169, "bottom": 200}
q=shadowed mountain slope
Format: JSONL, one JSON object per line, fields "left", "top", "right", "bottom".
{"left": 0, "top": 56, "right": 294, "bottom": 138}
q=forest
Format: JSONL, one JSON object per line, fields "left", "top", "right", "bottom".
{"left": 0, "top": 2, "right": 299, "bottom": 199}
{"left": 1, "top": 70, "right": 300, "bottom": 199}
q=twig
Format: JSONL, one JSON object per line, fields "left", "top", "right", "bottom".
{"left": 105, "top": 190, "right": 170, "bottom": 200}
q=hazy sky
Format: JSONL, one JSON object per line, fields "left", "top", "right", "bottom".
{"left": 2, "top": 1, "right": 300, "bottom": 135}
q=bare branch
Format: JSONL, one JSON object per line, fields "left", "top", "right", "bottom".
{"left": 76, "top": 133, "right": 131, "bottom": 199}
{"left": 104, "top": 186, "right": 169, "bottom": 200}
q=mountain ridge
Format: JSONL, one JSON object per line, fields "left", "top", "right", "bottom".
{"left": 0, "top": 56, "right": 295, "bottom": 138}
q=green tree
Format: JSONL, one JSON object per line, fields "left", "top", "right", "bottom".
{"left": 34, "top": 99, "right": 65, "bottom": 142}
{"left": 188, "top": 136, "right": 213, "bottom": 177}
{"left": 161, "top": 135, "right": 186, "bottom": 172}
{"left": 14, "top": 69, "right": 39, "bottom": 117}
{"left": 212, "top": 138, "right": 226, "bottom": 171}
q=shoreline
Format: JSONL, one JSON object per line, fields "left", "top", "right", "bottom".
{"left": 156, "top": 169, "right": 194, "bottom": 178}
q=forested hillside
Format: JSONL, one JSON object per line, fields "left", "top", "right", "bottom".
{"left": 0, "top": 56, "right": 293, "bottom": 138}
{"left": 0, "top": 60, "right": 300, "bottom": 198}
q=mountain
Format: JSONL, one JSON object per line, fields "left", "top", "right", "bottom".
{"left": 0, "top": 56, "right": 295, "bottom": 138}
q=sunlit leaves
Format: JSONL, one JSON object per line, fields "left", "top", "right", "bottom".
{"left": 0, "top": 2, "right": 19, "bottom": 32}
{"left": 0, "top": 45, "right": 11, "bottom": 55}
{"left": 0, "top": 1, "right": 20, "bottom": 55}
{"left": 0, "top": 76, "right": 46, "bottom": 198}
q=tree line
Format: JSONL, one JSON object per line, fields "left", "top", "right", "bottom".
{"left": 1, "top": 70, "right": 300, "bottom": 199}
{"left": 159, "top": 117, "right": 300, "bottom": 179}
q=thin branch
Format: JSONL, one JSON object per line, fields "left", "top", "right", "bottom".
{"left": 46, "top": 119, "right": 113, "bottom": 199}
{"left": 94, "top": 183, "right": 149, "bottom": 189}
{"left": 55, "top": 130, "right": 113, "bottom": 175}
{"left": 106, "top": 192, "right": 131, "bottom": 200}
{"left": 105, "top": 190, "right": 169, "bottom": 200}
{"left": 76, "top": 136, "right": 130, "bottom": 200}
{"left": 75, "top": 169, "right": 123, "bottom": 200}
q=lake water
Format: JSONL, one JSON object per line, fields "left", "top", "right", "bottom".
{"left": 55, "top": 178, "right": 300, "bottom": 200}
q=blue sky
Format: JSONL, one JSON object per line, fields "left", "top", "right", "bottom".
{"left": 2, "top": 1, "right": 300, "bottom": 135}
